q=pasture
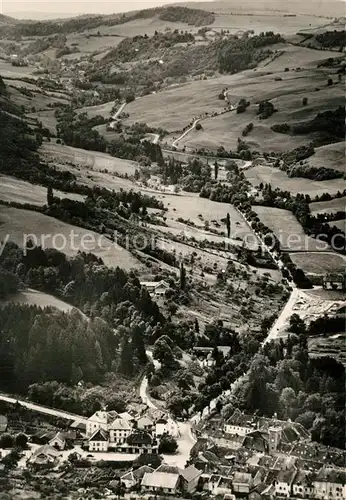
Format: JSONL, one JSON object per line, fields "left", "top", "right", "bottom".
{"left": 0, "top": 175, "right": 84, "bottom": 206}
{"left": 180, "top": 66, "right": 345, "bottom": 153}
{"left": 0, "top": 60, "right": 37, "bottom": 79}
{"left": 245, "top": 165, "right": 346, "bottom": 196}
{"left": 76, "top": 100, "right": 115, "bottom": 119}
{"left": 253, "top": 205, "right": 325, "bottom": 251}
{"left": 310, "top": 197, "right": 346, "bottom": 216}
{"left": 289, "top": 252, "right": 346, "bottom": 274}
{"left": 308, "top": 142, "right": 345, "bottom": 173}
{"left": 0, "top": 205, "right": 142, "bottom": 271}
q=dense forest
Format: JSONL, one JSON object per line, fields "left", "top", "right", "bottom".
{"left": 218, "top": 32, "right": 284, "bottom": 73}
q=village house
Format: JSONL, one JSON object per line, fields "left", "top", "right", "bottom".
{"left": 141, "top": 465, "right": 182, "bottom": 495}
{"left": 49, "top": 432, "right": 66, "bottom": 451}
{"left": 140, "top": 280, "right": 169, "bottom": 296}
{"left": 323, "top": 273, "right": 346, "bottom": 291}
{"left": 292, "top": 470, "right": 315, "bottom": 498}
{"left": 88, "top": 429, "right": 109, "bottom": 452}
{"left": 224, "top": 409, "right": 257, "bottom": 436}
{"left": 232, "top": 471, "right": 254, "bottom": 494}
{"left": 137, "top": 415, "right": 155, "bottom": 432}
{"left": 28, "top": 445, "right": 61, "bottom": 467}
{"left": 274, "top": 470, "right": 297, "bottom": 497}
{"left": 109, "top": 417, "right": 132, "bottom": 444}
{"left": 121, "top": 465, "right": 154, "bottom": 489}
{"left": 86, "top": 410, "right": 118, "bottom": 437}
{"left": 125, "top": 430, "right": 158, "bottom": 454}
{"left": 180, "top": 465, "right": 202, "bottom": 493}
{"left": 312, "top": 467, "right": 346, "bottom": 499}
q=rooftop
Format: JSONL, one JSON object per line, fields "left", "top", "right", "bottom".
{"left": 141, "top": 471, "right": 180, "bottom": 489}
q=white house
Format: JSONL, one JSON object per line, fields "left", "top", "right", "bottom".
{"left": 155, "top": 417, "right": 168, "bottom": 436}
{"left": 140, "top": 280, "right": 170, "bottom": 296}
{"left": 86, "top": 410, "right": 118, "bottom": 437}
{"left": 88, "top": 429, "right": 109, "bottom": 452}
{"left": 141, "top": 471, "right": 181, "bottom": 495}
{"left": 49, "top": 432, "right": 66, "bottom": 450}
{"left": 121, "top": 465, "right": 154, "bottom": 489}
{"left": 313, "top": 467, "right": 346, "bottom": 500}
{"left": 223, "top": 409, "right": 256, "bottom": 436}
{"left": 109, "top": 418, "right": 132, "bottom": 444}
{"left": 137, "top": 415, "right": 154, "bottom": 431}
{"left": 292, "top": 470, "right": 314, "bottom": 498}
{"left": 28, "top": 445, "right": 61, "bottom": 466}
{"left": 274, "top": 470, "right": 297, "bottom": 498}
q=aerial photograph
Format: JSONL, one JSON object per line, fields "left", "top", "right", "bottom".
{"left": 0, "top": 0, "right": 345, "bottom": 498}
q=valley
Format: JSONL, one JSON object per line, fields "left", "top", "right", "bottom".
{"left": 0, "top": 1, "right": 345, "bottom": 498}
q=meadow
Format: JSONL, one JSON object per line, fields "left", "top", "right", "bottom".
{"left": 308, "top": 142, "right": 345, "bottom": 173}
{"left": 309, "top": 197, "right": 346, "bottom": 216}
{"left": 289, "top": 252, "right": 346, "bottom": 275}
{"left": 0, "top": 205, "right": 142, "bottom": 271}
{"left": 41, "top": 143, "right": 138, "bottom": 177}
{"left": 253, "top": 205, "right": 325, "bottom": 251}
{"left": 245, "top": 165, "right": 346, "bottom": 196}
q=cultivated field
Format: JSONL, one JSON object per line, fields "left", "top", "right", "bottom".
{"left": 253, "top": 205, "right": 326, "bottom": 251}
{"left": 308, "top": 142, "right": 345, "bottom": 173}
{"left": 0, "top": 60, "right": 37, "bottom": 79}
{"left": 0, "top": 205, "right": 142, "bottom": 270}
{"left": 0, "top": 175, "right": 84, "bottom": 205}
{"left": 245, "top": 165, "right": 346, "bottom": 196}
{"left": 289, "top": 252, "right": 346, "bottom": 274}
{"left": 310, "top": 197, "right": 346, "bottom": 216}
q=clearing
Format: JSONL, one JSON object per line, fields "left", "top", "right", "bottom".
{"left": 2, "top": 288, "right": 78, "bottom": 313}
{"left": 0, "top": 175, "right": 84, "bottom": 206}
{"left": 0, "top": 205, "right": 142, "bottom": 271}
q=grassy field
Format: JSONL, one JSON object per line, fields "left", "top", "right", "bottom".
{"left": 2, "top": 288, "right": 78, "bottom": 313}
{"left": 0, "top": 60, "right": 37, "bottom": 79}
{"left": 289, "top": 251, "right": 346, "bottom": 274}
{"left": 76, "top": 100, "right": 115, "bottom": 119}
{"left": 180, "top": 65, "right": 345, "bottom": 153}
{"left": 0, "top": 205, "right": 142, "bottom": 270}
{"left": 245, "top": 165, "right": 346, "bottom": 196}
{"left": 0, "top": 175, "right": 84, "bottom": 206}
{"left": 253, "top": 205, "right": 326, "bottom": 251}
{"left": 123, "top": 76, "right": 240, "bottom": 132}
{"left": 310, "top": 197, "right": 346, "bottom": 216}
{"left": 41, "top": 143, "right": 137, "bottom": 177}
{"left": 308, "top": 142, "right": 345, "bottom": 173}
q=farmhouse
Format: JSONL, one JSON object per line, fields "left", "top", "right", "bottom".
{"left": 323, "top": 273, "right": 346, "bottom": 291}
{"left": 140, "top": 280, "right": 169, "bottom": 296}
{"left": 121, "top": 465, "right": 154, "bottom": 489}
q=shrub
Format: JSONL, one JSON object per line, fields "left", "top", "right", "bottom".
{"left": 195, "top": 122, "right": 203, "bottom": 131}
{"left": 302, "top": 97, "right": 308, "bottom": 106}
{"left": 158, "top": 435, "right": 178, "bottom": 454}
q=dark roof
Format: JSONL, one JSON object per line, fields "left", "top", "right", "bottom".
{"left": 127, "top": 431, "right": 153, "bottom": 446}
{"left": 315, "top": 467, "right": 346, "bottom": 484}
{"left": 225, "top": 409, "right": 255, "bottom": 427}
{"left": 181, "top": 465, "right": 202, "bottom": 482}
{"left": 88, "top": 429, "right": 108, "bottom": 442}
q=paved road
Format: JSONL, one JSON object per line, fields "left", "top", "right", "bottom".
{"left": 0, "top": 393, "right": 87, "bottom": 422}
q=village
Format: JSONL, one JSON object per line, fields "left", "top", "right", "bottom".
{"left": 0, "top": 399, "right": 345, "bottom": 499}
